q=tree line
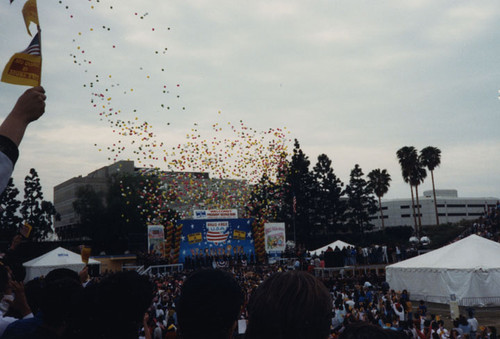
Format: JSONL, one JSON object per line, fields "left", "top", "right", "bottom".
{"left": 248, "top": 141, "right": 441, "bottom": 247}
{"left": 246, "top": 140, "right": 393, "bottom": 247}
{"left": 0, "top": 169, "right": 59, "bottom": 241}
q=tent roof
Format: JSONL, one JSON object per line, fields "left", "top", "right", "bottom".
{"left": 387, "top": 235, "right": 500, "bottom": 270}
{"left": 310, "top": 240, "right": 354, "bottom": 256}
{"left": 23, "top": 247, "right": 100, "bottom": 267}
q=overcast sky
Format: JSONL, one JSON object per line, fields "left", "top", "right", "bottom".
{"left": 1, "top": 0, "right": 499, "bottom": 203}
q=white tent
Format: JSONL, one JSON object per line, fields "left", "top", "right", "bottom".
{"left": 310, "top": 240, "right": 354, "bottom": 256}
{"left": 23, "top": 247, "right": 100, "bottom": 281}
{"left": 386, "top": 235, "right": 500, "bottom": 307}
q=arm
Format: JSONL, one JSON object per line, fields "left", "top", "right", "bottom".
{"left": 0, "top": 86, "right": 46, "bottom": 147}
{"left": 143, "top": 313, "right": 152, "bottom": 339}
{"left": 7, "top": 280, "right": 32, "bottom": 318}
{"left": 0, "top": 86, "right": 45, "bottom": 194}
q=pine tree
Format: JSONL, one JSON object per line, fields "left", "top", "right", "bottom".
{"left": 312, "top": 154, "right": 345, "bottom": 235}
{"left": 0, "top": 178, "right": 22, "bottom": 239}
{"left": 20, "top": 168, "right": 59, "bottom": 240}
{"left": 280, "top": 139, "right": 315, "bottom": 245}
{"left": 345, "top": 164, "right": 377, "bottom": 234}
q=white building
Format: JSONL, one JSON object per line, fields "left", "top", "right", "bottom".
{"left": 370, "top": 189, "right": 498, "bottom": 229}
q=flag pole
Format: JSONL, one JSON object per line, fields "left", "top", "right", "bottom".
{"left": 37, "top": 24, "right": 42, "bottom": 86}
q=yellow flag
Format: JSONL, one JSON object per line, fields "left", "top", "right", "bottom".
{"left": 22, "top": 0, "right": 39, "bottom": 36}
{"left": 1, "top": 33, "right": 41, "bottom": 87}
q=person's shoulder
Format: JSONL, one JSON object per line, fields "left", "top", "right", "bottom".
{"left": 2, "top": 316, "right": 42, "bottom": 339}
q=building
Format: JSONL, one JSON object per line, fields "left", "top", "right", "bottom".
{"left": 54, "top": 161, "right": 135, "bottom": 239}
{"left": 53, "top": 160, "right": 251, "bottom": 240}
{"left": 370, "top": 189, "right": 499, "bottom": 230}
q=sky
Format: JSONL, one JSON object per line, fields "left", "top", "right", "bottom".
{"left": 1, "top": 0, "right": 499, "bottom": 204}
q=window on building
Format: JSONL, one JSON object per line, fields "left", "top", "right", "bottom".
{"left": 447, "top": 204, "right": 466, "bottom": 208}
{"left": 448, "top": 213, "right": 467, "bottom": 216}
{"left": 400, "top": 205, "right": 410, "bottom": 209}
{"left": 468, "top": 213, "right": 484, "bottom": 217}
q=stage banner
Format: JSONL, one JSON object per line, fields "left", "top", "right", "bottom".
{"left": 264, "top": 222, "right": 286, "bottom": 253}
{"left": 178, "top": 218, "right": 254, "bottom": 262}
{"left": 193, "top": 209, "right": 238, "bottom": 219}
{"left": 147, "top": 225, "right": 165, "bottom": 256}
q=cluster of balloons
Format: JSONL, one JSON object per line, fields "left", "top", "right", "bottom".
{"left": 60, "top": 1, "right": 294, "bottom": 252}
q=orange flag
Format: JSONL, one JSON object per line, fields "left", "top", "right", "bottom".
{"left": 22, "top": 0, "right": 39, "bottom": 36}
{"left": 1, "top": 32, "right": 41, "bottom": 86}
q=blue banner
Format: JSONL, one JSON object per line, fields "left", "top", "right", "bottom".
{"left": 178, "top": 218, "right": 255, "bottom": 263}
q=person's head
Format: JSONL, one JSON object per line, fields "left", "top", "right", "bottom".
{"left": 177, "top": 269, "right": 244, "bottom": 339}
{"left": 84, "top": 271, "right": 153, "bottom": 339}
{"left": 45, "top": 267, "right": 80, "bottom": 283}
{"left": 459, "top": 314, "right": 468, "bottom": 326}
{"left": 245, "top": 270, "right": 331, "bottom": 339}
{"left": 40, "top": 277, "right": 84, "bottom": 330}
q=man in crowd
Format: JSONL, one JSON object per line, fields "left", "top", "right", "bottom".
{"left": 177, "top": 269, "right": 244, "bottom": 339}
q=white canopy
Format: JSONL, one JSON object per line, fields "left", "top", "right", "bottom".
{"left": 310, "top": 240, "right": 354, "bottom": 256}
{"left": 23, "top": 247, "right": 100, "bottom": 281}
{"left": 386, "top": 235, "right": 500, "bottom": 306}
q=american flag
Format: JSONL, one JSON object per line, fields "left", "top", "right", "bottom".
{"left": 206, "top": 230, "right": 229, "bottom": 244}
{"left": 206, "top": 222, "right": 229, "bottom": 244}
{"left": 21, "top": 33, "right": 41, "bottom": 56}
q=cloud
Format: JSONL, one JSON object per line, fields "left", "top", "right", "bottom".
{"left": 2, "top": 0, "right": 500, "bottom": 205}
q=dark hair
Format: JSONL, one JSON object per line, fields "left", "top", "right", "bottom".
{"left": 177, "top": 269, "right": 244, "bottom": 339}
{"left": 83, "top": 271, "right": 153, "bottom": 339}
{"left": 245, "top": 271, "right": 332, "bottom": 339}
{"left": 40, "top": 277, "right": 84, "bottom": 328}
{"left": 45, "top": 268, "right": 80, "bottom": 283}
{"left": 24, "top": 278, "right": 44, "bottom": 314}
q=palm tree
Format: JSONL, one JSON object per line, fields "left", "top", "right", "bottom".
{"left": 409, "top": 162, "right": 427, "bottom": 231}
{"left": 367, "top": 169, "right": 391, "bottom": 231}
{"left": 420, "top": 146, "right": 441, "bottom": 226}
{"left": 396, "top": 146, "right": 419, "bottom": 234}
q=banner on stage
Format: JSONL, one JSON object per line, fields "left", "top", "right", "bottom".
{"left": 264, "top": 222, "right": 286, "bottom": 253}
{"left": 193, "top": 209, "right": 238, "bottom": 219}
{"left": 147, "top": 225, "right": 165, "bottom": 256}
{"left": 178, "top": 218, "right": 254, "bottom": 262}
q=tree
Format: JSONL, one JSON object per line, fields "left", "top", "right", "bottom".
{"left": 367, "top": 169, "right": 391, "bottom": 231}
{"left": 420, "top": 146, "right": 441, "bottom": 226}
{"left": 396, "top": 146, "right": 427, "bottom": 235}
{"left": 0, "top": 178, "right": 22, "bottom": 239}
{"left": 73, "top": 185, "right": 107, "bottom": 241}
{"left": 279, "top": 139, "right": 315, "bottom": 245}
{"left": 408, "top": 160, "right": 426, "bottom": 231}
{"left": 345, "top": 164, "right": 377, "bottom": 234}
{"left": 247, "top": 174, "right": 281, "bottom": 222}
{"left": 396, "top": 146, "right": 419, "bottom": 233}
{"left": 20, "top": 168, "right": 59, "bottom": 240}
{"left": 312, "top": 154, "right": 345, "bottom": 235}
